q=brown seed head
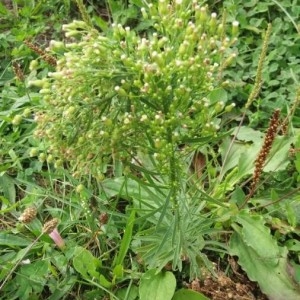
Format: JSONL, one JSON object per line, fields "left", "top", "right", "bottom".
{"left": 42, "top": 218, "right": 59, "bottom": 234}
{"left": 18, "top": 207, "right": 37, "bottom": 223}
{"left": 99, "top": 212, "right": 109, "bottom": 225}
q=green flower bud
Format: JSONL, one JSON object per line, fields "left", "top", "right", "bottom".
{"left": 29, "top": 148, "right": 38, "bottom": 157}
{"left": 48, "top": 72, "right": 64, "bottom": 80}
{"left": 65, "top": 30, "right": 80, "bottom": 38}
{"left": 225, "top": 103, "right": 236, "bottom": 112}
{"left": 39, "top": 88, "right": 51, "bottom": 95}
{"left": 199, "top": 6, "right": 208, "bottom": 25}
{"left": 158, "top": 0, "right": 168, "bottom": 16}
{"left": 141, "top": 7, "right": 148, "bottom": 19}
{"left": 29, "top": 60, "right": 38, "bottom": 71}
{"left": 232, "top": 21, "right": 239, "bottom": 37}
{"left": 23, "top": 108, "right": 31, "bottom": 117}
{"left": 215, "top": 101, "right": 224, "bottom": 113}
{"left": 54, "top": 159, "right": 63, "bottom": 168}
{"left": 209, "top": 13, "right": 217, "bottom": 34}
{"left": 76, "top": 184, "right": 85, "bottom": 193}
{"left": 47, "top": 155, "right": 54, "bottom": 163}
{"left": 49, "top": 40, "right": 65, "bottom": 51}
{"left": 38, "top": 153, "right": 47, "bottom": 162}
{"left": 114, "top": 86, "right": 127, "bottom": 96}
{"left": 12, "top": 114, "right": 22, "bottom": 125}
{"left": 28, "top": 79, "right": 46, "bottom": 88}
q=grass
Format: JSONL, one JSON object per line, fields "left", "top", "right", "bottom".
{"left": 1, "top": 1, "right": 300, "bottom": 300}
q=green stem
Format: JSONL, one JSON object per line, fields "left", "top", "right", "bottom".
{"left": 166, "top": 127, "right": 178, "bottom": 209}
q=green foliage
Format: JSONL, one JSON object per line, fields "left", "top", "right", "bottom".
{"left": 230, "top": 212, "right": 300, "bottom": 299}
{"left": 139, "top": 269, "right": 176, "bottom": 300}
{"left": 1, "top": 0, "right": 300, "bottom": 299}
{"left": 214, "top": 0, "right": 300, "bottom": 126}
{"left": 31, "top": 2, "right": 238, "bottom": 179}
{"left": 173, "top": 289, "right": 210, "bottom": 300}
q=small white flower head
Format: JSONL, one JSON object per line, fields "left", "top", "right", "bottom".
{"left": 152, "top": 51, "right": 158, "bottom": 58}
{"left": 141, "top": 83, "right": 150, "bottom": 93}
{"left": 175, "top": 18, "right": 183, "bottom": 27}
{"left": 155, "top": 114, "right": 161, "bottom": 120}
{"left": 140, "top": 114, "right": 148, "bottom": 122}
{"left": 175, "top": 60, "right": 182, "bottom": 67}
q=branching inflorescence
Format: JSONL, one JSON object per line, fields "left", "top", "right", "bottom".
{"left": 29, "top": 1, "right": 239, "bottom": 184}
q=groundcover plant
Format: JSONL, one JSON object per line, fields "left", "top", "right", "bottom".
{"left": 0, "top": 1, "right": 300, "bottom": 299}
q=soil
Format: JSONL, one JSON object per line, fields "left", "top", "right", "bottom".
{"left": 186, "top": 266, "right": 268, "bottom": 300}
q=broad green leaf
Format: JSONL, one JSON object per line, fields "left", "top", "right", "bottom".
{"left": 290, "top": 262, "right": 300, "bottom": 284}
{"left": 139, "top": 269, "right": 176, "bottom": 300}
{"left": 208, "top": 88, "right": 228, "bottom": 104}
{"left": 19, "top": 260, "right": 49, "bottom": 291}
{"left": 285, "top": 239, "right": 300, "bottom": 252}
{"left": 232, "top": 126, "right": 263, "bottom": 143}
{"left": 235, "top": 213, "right": 280, "bottom": 263}
{"left": 73, "top": 246, "right": 101, "bottom": 279}
{"left": 172, "top": 289, "right": 210, "bottom": 300}
{"left": 264, "top": 136, "right": 295, "bottom": 172}
{"left": 230, "top": 212, "right": 300, "bottom": 299}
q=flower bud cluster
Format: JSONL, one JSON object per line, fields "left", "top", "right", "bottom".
{"left": 32, "top": 2, "right": 238, "bottom": 177}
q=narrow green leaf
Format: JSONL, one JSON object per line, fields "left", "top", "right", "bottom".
{"left": 93, "top": 16, "right": 108, "bottom": 31}
{"left": 0, "top": 233, "right": 31, "bottom": 247}
{"left": 113, "top": 264, "right": 124, "bottom": 279}
{"left": 0, "top": 174, "right": 16, "bottom": 204}
{"left": 99, "top": 274, "right": 113, "bottom": 288}
{"left": 113, "top": 210, "right": 135, "bottom": 266}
